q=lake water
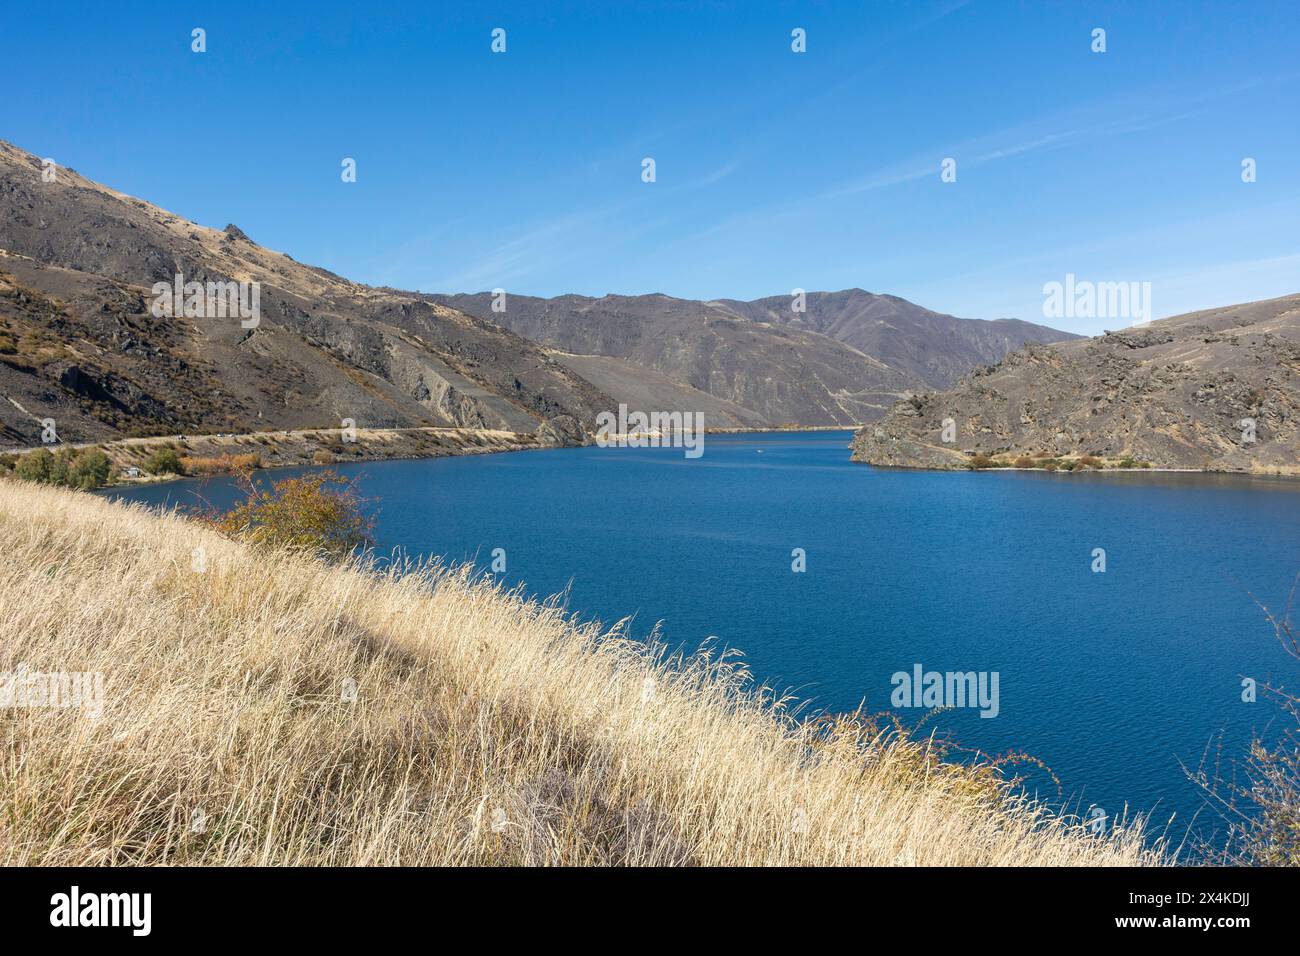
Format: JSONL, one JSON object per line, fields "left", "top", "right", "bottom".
{"left": 106, "top": 431, "right": 1300, "bottom": 851}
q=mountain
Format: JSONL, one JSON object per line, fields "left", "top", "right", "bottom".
{"left": 850, "top": 294, "right": 1300, "bottom": 474}
{"left": 430, "top": 292, "right": 913, "bottom": 426}
{"left": 715, "top": 289, "right": 1079, "bottom": 389}
{"left": 0, "top": 140, "right": 613, "bottom": 447}
{"left": 0, "top": 137, "right": 1079, "bottom": 444}
{"left": 433, "top": 291, "right": 1078, "bottom": 427}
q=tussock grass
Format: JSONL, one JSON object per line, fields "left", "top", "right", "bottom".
{"left": 0, "top": 481, "right": 1163, "bottom": 865}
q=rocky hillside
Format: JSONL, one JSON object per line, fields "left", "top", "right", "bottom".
{"left": 434, "top": 291, "right": 1076, "bottom": 427}
{"left": 0, "top": 140, "right": 612, "bottom": 448}
{"left": 851, "top": 294, "right": 1300, "bottom": 474}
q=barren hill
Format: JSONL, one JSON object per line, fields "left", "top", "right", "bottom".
{"left": 0, "top": 141, "right": 612, "bottom": 447}
{"left": 851, "top": 294, "right": 1300, "bottom": 474}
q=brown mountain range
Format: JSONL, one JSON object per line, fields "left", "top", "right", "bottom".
{"left": 0, "top": 138, "right": 1079, "bottom": 446}
{"left": 433, "top": 291, "right": 1078, "bottom": 426}
{"left": 0, "top": 141, "right": 612, "bottom": 447}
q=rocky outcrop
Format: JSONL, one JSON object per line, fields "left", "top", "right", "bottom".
{"left": 535, "top": 414, "right": 587, "bottom": 447}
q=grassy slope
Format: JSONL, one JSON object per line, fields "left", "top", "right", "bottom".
{"left": 0, "top": 481, "right": 1161, "bottom": 865}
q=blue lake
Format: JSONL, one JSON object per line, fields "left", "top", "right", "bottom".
{"left": 106, "top": 431, "right": 1300, "bottom": 852}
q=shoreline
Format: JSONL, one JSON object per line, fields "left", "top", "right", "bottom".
{"left": 9, "top": 422, "right": 1296, "bottom": 490}
{"left": 4, "top": 425, "right": 565, "bottom": 490}
{"left": 852, "top": 459, "right": 1300, "bottom": 481}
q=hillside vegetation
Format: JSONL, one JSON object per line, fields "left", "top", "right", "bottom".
{"left": 0, "top": 480, "right": 1163, "bottom": 866}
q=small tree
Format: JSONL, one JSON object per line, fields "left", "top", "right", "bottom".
{"left": 15, "top": 448, "right": 54, "bottom": 483}
{"left": 144, "top": 447, "right": 186, "bottom": 476}
{"left": 48, "top": 449, "right": 73, "bottom": 485}
{"left": 68, "top": 450, "right": 112, "bottom": 490}
{"left": 204, "top": 470, "right": 373, "bottom": 559}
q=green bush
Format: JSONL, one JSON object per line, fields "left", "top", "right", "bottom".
{"left": 15, "top": 448, "right": 54, "bottom": 483}
{"left": 68, "top": 450, "right": 112, "bottom": 490}
{"left": 144, "top": 447, "right": 186, "bottom": 476}
{"left": 13, "top": 447, "right": 113, "bottom": 490}
{"left": 48, "top": 449, "right": 73, "bottom": 485}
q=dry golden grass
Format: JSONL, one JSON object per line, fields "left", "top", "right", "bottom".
{"left": 0, "top": 480, "right": 1164, "bottom": 866}
{"left": 178, "top": 453, "right": 262, "bottom": 477}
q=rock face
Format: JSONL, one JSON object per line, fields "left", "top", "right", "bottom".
{"left": 535, "top": 414, "right": 587, "bottom": 447}
{"left": 0, "top": 140, "right": 614, "bottom": 447}
{"left": 432, "top": 291, "right": 1077, "bottom": 428}
{"left": 850, "top": 295, "right": 1300, "bottom": 474}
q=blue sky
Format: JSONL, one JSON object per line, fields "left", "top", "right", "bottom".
{"left": 2, "top": 1, "right": 1297, "bottom": 334}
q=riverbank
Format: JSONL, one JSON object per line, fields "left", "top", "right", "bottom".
{"left": 2, "top": 424, "right": 856, "bottom": 490}
{"left": 850, "top": 438, "right": 1300, "bottom": 479}
{"left": 0, "top": 478, "right": 1162, "bottom": 866}
{"left": 1, "top": 425, "right": 562, "bottom": 488}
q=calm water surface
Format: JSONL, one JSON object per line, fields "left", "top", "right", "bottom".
{"left": 106, "top": 432, "right": 1300, "bottom": 849}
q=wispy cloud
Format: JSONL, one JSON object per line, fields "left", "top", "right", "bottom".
{"left": 420, "top": 201, "right": 632, "bottom": 292}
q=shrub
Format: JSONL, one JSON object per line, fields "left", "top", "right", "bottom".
{"left": 15, "top": 448, "right": 54, "bottom": 483}
{"left": 968, "top": 454, "right": 995, "bottom": 470}
{"left": 1117, "top": 458, "right": 1137, "bottom": 469}
{"left": 68, "top": 450, "right": 112, "bottom": 490}
{"left": 1013, "top": 456, "right": 1034, "bottom": 469}
{"left": 312, "top": 449, "right": 334, "bottom": 465}
{"left": 1043, "top": 461, "right": 1058, "bottom": 472}
{"left": 144, "top": 447, "right": 186, "bottom": 476}
{"left": 205, "top": 470, "right": 373, "bottom": 559}
{"left": 1078, "top": 455, "right": 1102, "bottom": 469}
{"left": 47, "top": 449, "right": 73, "bottom": 485}
{"left": 11, "top": 448, "right": 112, "bottom": 490}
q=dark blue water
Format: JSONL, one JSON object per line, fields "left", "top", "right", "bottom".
{"left": 106, "top": 432, "right": 1300, "bottom": 850}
